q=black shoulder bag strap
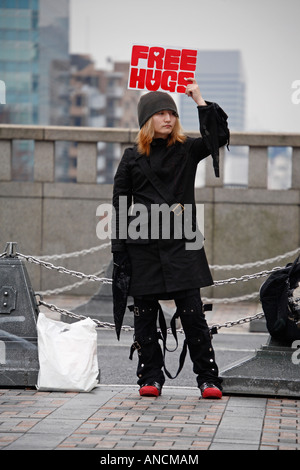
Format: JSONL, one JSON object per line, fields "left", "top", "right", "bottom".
{"left": 137, "top": 156, "right": 184, "bottom": 215}
{"left": 137, "top": 156, "right": 174, "bottom": 204}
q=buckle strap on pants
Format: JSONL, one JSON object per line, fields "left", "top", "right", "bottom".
{"left": 129, "top": 300, "right": 165, "bottom": 386}
{"left": 128, "top": 299, "right": 188, "bottom": 386}
{"left": 128, "top": 293, "right": 222, "bottom": 389}
{"left": 175, "top": 294, "right": 222, "bottom": 389}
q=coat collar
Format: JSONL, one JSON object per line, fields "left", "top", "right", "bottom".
{"left": 134, "top": 139, "right": 168, "bottom": 160}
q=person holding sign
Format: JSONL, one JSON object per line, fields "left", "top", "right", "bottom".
{"left": 112, "top": 78, "right": 229, "bottom": 399}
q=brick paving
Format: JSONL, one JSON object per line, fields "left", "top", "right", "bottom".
{"left": 58, "top": 389, "right": 227, "bottom": 450}
{"left": 261, "top": 399, "right": 300, "bottom": 450}
{"left": 0, "top": 297, "right": 299, "bottom": 451}
{"left": 0, "top": 385, "right": 300, "bottom": 451}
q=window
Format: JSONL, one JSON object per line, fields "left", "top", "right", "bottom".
{"left": 19, "top": 0, "right": 30, "bottom": 9}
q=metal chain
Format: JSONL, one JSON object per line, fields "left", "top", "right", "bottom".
{"left": 213, "top": 266, "right": 282, "bottom": 286}
{"left": 16, "top": 252, "right": 112, "bottom": 284}
{"left": 203, "top": 291, "right": 260, "bottom": 304}
{"left": 14, "top": 250, "right": 268, "bottom": 304}
{"left": 23, "top": 242, "right": 299, "bottom": 270}
{"left": 38, "top": 242, "right": 111, "bottom": 261}
{"left": 15, "top": 249, "right": 276, "bottom": 333}
{"left": 2, "top": 245, "right": 295, "bottom": 335}
{"left": 38, "top": 299, "right": 265, "bottom": 335}
{"left": 209, "top": 311, "right": 265, "bottom": 333}
{"left": 210, "top": 247, "right": 300, "bottom": 270}
{"left": 38, "top": 299, "right": 133, "bottom": 332}
{"left": 16, "top": 251, "right": 282, "bottom": 287}
{"left": 38, "top": 268, "right": 106, "bottom": 296}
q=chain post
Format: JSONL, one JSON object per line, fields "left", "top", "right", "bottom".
{"left": 4, "top": 242, "right": 18, "bottom": 258}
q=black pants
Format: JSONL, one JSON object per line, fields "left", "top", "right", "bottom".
{"left": 132, "top": 292, "right": 222, "bottom": 389}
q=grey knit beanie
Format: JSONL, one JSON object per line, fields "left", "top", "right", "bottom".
{"left": 137, "top": 91, "right": 178, "bottom": 128}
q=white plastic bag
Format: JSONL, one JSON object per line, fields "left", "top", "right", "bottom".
{"left": 36, "top": 312, "right": 99, "bottom": 392}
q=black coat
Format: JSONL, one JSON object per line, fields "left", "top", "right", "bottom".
{"left": 112, "top": 103, "right": 229, "bottom": 299}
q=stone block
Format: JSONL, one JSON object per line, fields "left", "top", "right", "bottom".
{"left": 40, "top": 197, "right": 111, "bottom": 295}
{"left": 210, "top": 195, "right": 299, "bottom": 298}
{"left": 0, "top": 181, "right": 42, "bottom": 198}
{"left": 77, "top": 143, "right": 97, "bottom": 183}
{"left": 248, "top": 146, "right": 268, "bottom": 188}
{"left": 34, "top": 141, "right": 55, "bottom": 182}
{"left": 292, "top": 147, "right": 300, "bottom": 189}
{"left": 0, "top": 140, "right": 11, "bottom": 181}
{"left": 0, "top": 124, "right": 44, "bottom": 140}
{"left": 43, "top": 182, "right": 112, "bottom": 200}
{"left": 0, "top": 197, "right": 42, "bottom": 289}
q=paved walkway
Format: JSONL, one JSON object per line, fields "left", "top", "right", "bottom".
{"left": 0, "top": 384, "right": 300, "bottom": 451}
{"left": 1, "top": 296, "right": 299, "bottom": 452}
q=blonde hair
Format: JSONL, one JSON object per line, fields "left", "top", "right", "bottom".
{"left": 136, "top": 116, "right": 186, "bottom": 156}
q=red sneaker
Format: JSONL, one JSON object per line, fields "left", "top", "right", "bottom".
{"left": 139, "top": 382, "right": 162, "bottom": 397}
{"left": 200, "top": 382, "right": 222, "bottom": 399}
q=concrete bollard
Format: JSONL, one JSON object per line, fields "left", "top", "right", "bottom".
{"left": 221, "top": 336, "right": 300, "bottom": 397}
{"left": 0, "top": 243, "right": 39, "bottom": 386}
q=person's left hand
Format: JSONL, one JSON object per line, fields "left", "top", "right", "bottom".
{"left": 185, "top": 78, "right": 207, "bottom": 106}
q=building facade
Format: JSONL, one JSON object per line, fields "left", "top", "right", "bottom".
{"left": 0, "top": 0, "right": 70, "bottom": 126}
{"left": 69, "top": 56, "right": 141, "bottom": 183}
{"left": 0, "top": 0, "right": 70, "bottom": 180}
{"left": 180, "top": 50, "right": 246, "bottom": 131}
{"left": 0, "top": 1, "right": 140, "bottom": 182}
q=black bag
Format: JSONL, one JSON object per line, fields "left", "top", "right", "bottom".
{"left": 260, "top": 255, "right": 300, "bottom": 343}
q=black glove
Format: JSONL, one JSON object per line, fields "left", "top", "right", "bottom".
{"left": 113, "top": 251, "right": 131, "bottom": 270}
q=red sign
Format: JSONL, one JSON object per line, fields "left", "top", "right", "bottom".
{"left": 128, "top": 44, "right": 198, "bottom": 93}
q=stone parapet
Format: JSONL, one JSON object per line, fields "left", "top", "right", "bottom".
{"left": 0, "top": 125, "right": 299, "bottom": 299}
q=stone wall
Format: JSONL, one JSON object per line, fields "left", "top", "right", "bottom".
{"left": 0, "top": 124, "right": 299, "bottom": 301}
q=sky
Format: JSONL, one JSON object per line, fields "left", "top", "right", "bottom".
{"left": 70, "top": 0, "right": 300, "bottom": 132}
